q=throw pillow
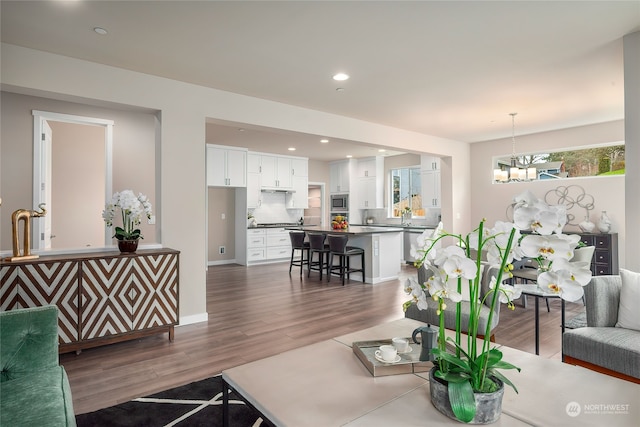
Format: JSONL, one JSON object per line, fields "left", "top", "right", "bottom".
{"left": 615, "top": 269, "right": 640, "bottom": 331}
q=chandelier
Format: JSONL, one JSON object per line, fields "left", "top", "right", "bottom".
{"left": 493, "top": 113, "right": 537, "bottom": 182}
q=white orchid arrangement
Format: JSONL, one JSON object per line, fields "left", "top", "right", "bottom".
{"left": 402, "top": 190, "right": 592, "bottom": 423}
{"left": 102, "top": 190, "right": 153, "bottom": 241}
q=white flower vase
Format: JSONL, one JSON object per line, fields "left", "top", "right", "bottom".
{"left": 578, "top": 215, "right": 595, "bottom": 233}
{"left": 597, "top": 211, "right": 611, "bottom": 233}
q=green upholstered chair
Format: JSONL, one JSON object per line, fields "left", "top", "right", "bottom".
{"left": 0, "top": 305, "right": 76, "bottom": 426}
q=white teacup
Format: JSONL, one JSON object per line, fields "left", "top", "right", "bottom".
{"left": 375, "top": 344, "right": 398, "bottom": 362}
{"left": 392, "top": 337, "right": 409, "bottom": 353}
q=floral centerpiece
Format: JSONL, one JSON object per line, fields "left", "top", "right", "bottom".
{"left": 102, "top": 190, "right": 153, "bottom": 243}
{"left": 403, "top": 190, "right": 592, "bottom": 423}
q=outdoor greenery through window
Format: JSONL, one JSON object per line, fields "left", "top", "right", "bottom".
{"left": 391, "top": 167, "right": 424, "bottom": 218}
{"left": 494, "top": 143, "right": 625, "bottom": 180}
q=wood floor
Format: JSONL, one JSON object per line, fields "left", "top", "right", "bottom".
{"left": 60, "top": 262, "right": 585, "bottom": 415}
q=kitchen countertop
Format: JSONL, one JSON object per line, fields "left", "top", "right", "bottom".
{"left": 351, "top": 223, "right": 436, "bottom": 231}
{"left": 286, "top": 225, "right": 404, "bottom": 235}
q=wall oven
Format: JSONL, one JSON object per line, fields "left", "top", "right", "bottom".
{"left": 330, "top": 194, "right": 349, "bottom": 211}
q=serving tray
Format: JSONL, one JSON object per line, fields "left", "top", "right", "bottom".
{"left": 352, "top": 338, "right": 433, "bottom": 377}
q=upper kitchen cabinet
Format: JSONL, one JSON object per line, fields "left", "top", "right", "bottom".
{"left": 329, "top": 160, "right": 354, "bottom": 193}
{"left": 260, "top": 155, "right": 292, "bottom": 189}
{"left": 356, "top": 157, "right": 384, "bottom": 209}
{"left": 357, "top": 156, "right": 383, "bottom": 178}
{"left": 288, "top": 157, "right": 309, "bottom": 209}
{"left": 421, "top": 155, "right": 440, "bottom": 171}
{"left": 421, "top": 155, "right": 441, "bottom": 208}
{"left": 206, "top": 144, "right": 247, "bottom": 187}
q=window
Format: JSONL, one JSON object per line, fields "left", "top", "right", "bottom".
{"left": 494, "top": 143, "right": 625, "bottom": 182}
{"left": 390, "top": 167, "right": 424, "bottom": 218}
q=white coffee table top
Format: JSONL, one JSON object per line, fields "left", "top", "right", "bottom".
{"left": 223, "top": 318, "right": 640, "bottom": 426}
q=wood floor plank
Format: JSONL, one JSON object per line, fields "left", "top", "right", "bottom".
{"left": 60, "top": 262, "right": 584, "bottom": 415}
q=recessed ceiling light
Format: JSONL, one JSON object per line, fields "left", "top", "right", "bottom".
{"left": 333, "top": 73, "right": 349, "bottom": 81}
{"left": 93, "top": 27, "right": 108, "bottom": 35}
{"left": 346, "top": 155, "right": 353, "bottom": 158}
{"left": 320, "top": 139, "right": 329, "bottom": 143}
{"left": 237, "top": 128, "right": 245, "bottom": 132}
{"left": 378, "top": 149, "right": 386, "bottom": 153}
{"left": 288, "top": 147, "right": 296, "bottom": 151}
{"left": 336, "top": 88, "right": 345, "bottom": 92}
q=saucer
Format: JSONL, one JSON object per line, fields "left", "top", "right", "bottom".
{"left": 374, "top": 354, "right": 401, "bottom": 364}
{"left": 397, "top": 346, "right": 412, "bottom": 354}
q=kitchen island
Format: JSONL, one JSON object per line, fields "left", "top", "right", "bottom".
{"left": 288, "top": 226, "right": 404, "bottom": 284}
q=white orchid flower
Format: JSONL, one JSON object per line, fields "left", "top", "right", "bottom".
{"left": 442, "top": 254, "right": 477, "bottom": 281}
{"left": 428, "top": 274, "right": 464, "bottom": 304}
{"left": 550, "top": 258, "right": 592, "bottom": 286}
{"left": 402, "top": 274, "right": 429, "bottom": 310}
{"left": 519, "top": 234, "right": 572, "bottom": 262}
{"left": 537, "top": 270, "right": 585, "bottom": 302}
{"left": 489, "top": 276, "right": 522, "bottom": 303}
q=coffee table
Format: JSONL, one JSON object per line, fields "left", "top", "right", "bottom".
{"left": 222, "top": 318, "right": 639, "bottom": 426}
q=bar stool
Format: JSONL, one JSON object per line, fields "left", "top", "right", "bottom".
{"left": 289, "top": 231, "right": 309, "bottom": 276}
{"left": 327, "top": 234, "right": 365, "bottom": 286}
{"left": 307, "top": 233, "right": 330, "bottom": 279}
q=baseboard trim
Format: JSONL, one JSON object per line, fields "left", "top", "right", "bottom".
{"left": 178, "top": 312, "right": 208, "bottom": 326}
{"left": 208, "top": 259, "right": 237, "bottom": 266}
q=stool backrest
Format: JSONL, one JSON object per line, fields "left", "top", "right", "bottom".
{"left": 308, "top": 233, "right": 326, "bottom": 250}
{"left": 289, "top": 231, "right": 306, "bottom": 248}
{"left": 327, "top": 234, "right": 348, "bottom": 253}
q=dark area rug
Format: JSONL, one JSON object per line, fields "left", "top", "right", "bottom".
{"left": 76, "top": 375, "right": 264, "bottom": 427}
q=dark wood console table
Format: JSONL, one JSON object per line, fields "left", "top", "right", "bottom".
{"left": 0, "top": 248, "right": 179, "bottom": 354}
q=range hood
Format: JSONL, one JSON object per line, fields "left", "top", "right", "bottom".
{"left": 261, "top": 188, "right": 296, "bottom": 193}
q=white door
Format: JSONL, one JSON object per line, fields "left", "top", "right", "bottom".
{"left": 41, "top": 120, "right": 53, "bottom": 249}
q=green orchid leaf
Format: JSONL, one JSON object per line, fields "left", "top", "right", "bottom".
{"left": 448, "top": 380, "right": 476, "bottom": 423}
{"left": 437, "top": 371, "right": 470, "bottom": 383}
{"left": 432, "top": 349, "right": 471, "bottom": 372}
{"left": 488, "top": 369, "right": 519, "bottom": 394}
{"left": 490, "top": 360, "right": 521, "bottom": 371}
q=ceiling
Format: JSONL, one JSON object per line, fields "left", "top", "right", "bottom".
{"left": 1, "top": 1, "right": 638, "bottom": 161}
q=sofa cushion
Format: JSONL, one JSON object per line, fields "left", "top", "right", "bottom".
{"left": 0, "top": 366, "right": 76, "bottom": 426}
{"left": 563, "top": 327, "right": 640, "bottom": 380}
{"left": 615, "top": 269, "right": 640, "bottom": 331}
{"left": 405, "top": 298, "right": 498, "bottom": 335}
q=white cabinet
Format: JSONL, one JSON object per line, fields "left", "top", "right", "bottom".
{"left": 421, "top": 155, "right": 440, "bottom": 171}
{"left": 206, "top": 144, "right": 247, "bottom": 187}
{"left": 247, "top": 153, "right": 262, "bottom": 174}
{"left": 421, "top": 156, "right": 441, "bottom": 208}
{"left": 356, "top": 157, "right": 384, "bottom": 208}
{"left": 288, "top": 157, "right": 308, "bottom": 209}
{"left": 288, "top": 176, "right": 309, "bottom": 208}
{"left": 247, "top": 172, "right": 262, "bottom": 208}
{"left": 329, "top": 160, "right": 351, "bottom": 193}
{"left": 358, "top": 176, "right": 383, "bottom": 209}
{"left": 246, "top": 228, "right": 266, "bottom": 262}
{"left": 261, "top": 155, "right": 292, "bottom": 189}
{"left": 291, "top": 158, "right": 308, "bottom": 177}
{"left": 266, "top": 228, "right": 291, "bottom": 260}
{"left": 357, "top": 156, "right": 383, "bottom": 178}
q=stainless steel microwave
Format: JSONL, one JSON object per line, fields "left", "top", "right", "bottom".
{"left": 330, "top": 194, "right": 349, "bottom": 211}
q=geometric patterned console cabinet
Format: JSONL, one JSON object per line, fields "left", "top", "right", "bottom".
{"left": 0, "top": 248, "right": 179, "bottom": 354}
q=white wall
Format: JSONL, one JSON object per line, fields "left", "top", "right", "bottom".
{"left": 1, "top": 43, "right": 472, "bottom": 323}
{"left": 624, "top": 32, "right": 640, "bottom": 272}
{"left": 470, "top": 120, "right": 626, "bottom": 267}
